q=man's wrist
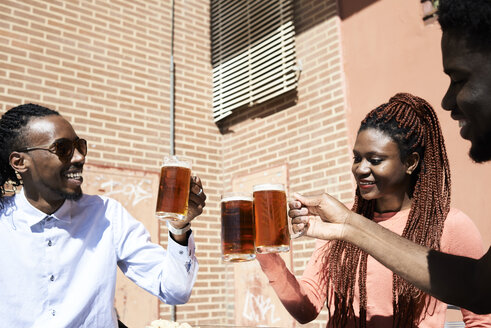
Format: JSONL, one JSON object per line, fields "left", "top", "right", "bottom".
{"left": 166, "top": 221, "right": 191, "bottom": 235}
{"left": 169, "top": 228, "right": 191, "bottom": 246}
{"left": 343, "top": 212, "right": 377, "bottom": 245}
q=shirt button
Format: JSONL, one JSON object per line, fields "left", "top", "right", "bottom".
{"left": 48, "top": 240, "right": 52, "bottom": 246}
{"left": 179, "top": 250, "right": 184, "bottom": 255}
{"left": 50, "top": 275, "right": 54, "bottom": 281}
{"left": 52, "top": 309, "right": 56, "bottom": 316}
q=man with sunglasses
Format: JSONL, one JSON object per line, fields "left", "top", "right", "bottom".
{"left": 0, "top": 103, "right": 206, "bottom": 327}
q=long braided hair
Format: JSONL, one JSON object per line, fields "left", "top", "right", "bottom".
{"left": 0, "top": 103, "right": 60, "bottom": 209}
{"left": 322, "top": 93, "right": 451, "bottom": 327}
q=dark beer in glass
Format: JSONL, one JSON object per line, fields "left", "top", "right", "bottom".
{"left": 253, "top": 183, "right": 290, "bottom": 253}
{"left": 155, "top": 156, "right": 191, "bottom": 221}
{"left": 221, "top": 193, "right": 255, "bottom": 262}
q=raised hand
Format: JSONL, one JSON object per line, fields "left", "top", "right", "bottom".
{"left": 288, "top": 192, "right": 352, "bottom": 241}
{"left": 186, "top": 175, "right": 206, "bottom": 223}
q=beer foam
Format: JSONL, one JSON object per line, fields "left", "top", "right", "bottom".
{"left": 221, "top": 195, "right": 253, "bottom": 202}
{"left": 161, "top": 155, "right": 191, "bottom": 168}
{"left": 252, "top": 183, "right": 285, "bottom": 192}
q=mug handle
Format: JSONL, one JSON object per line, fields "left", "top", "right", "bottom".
{"left": 290, "top": 226, "right": 307, "bottom": 239}
{"left": 287, "top": 198, "right": 308, "bottom": 239}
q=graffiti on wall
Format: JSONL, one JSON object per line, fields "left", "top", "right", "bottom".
{"left": 243, "top": 289, "right": 281, "bottom": 324}
{"left": 95, "top": 177, "right": 154, "bottom": 207}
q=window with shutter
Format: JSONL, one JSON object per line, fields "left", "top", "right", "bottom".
{"left": 211, "top": 0, "right": 298, "bottom": 123}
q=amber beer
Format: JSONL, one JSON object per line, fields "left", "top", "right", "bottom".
{"left": 253, "top": 183, "right": 289, "bottom": 253}
{"left": 221, "top": 193, "right": 255, "bottom": 262}
{"left": 155, "top": 156, "right": 191, "bottom": 221}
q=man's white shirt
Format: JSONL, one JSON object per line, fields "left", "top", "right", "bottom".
{"left": 0, "top": 190, "right": 198, "bottom": 327}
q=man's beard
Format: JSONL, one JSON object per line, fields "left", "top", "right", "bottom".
{"left": 53, "top": 186, "right": 83, "bottom": 201}
{"left": 469, "top": 134, "right": 491, "bottom": 163}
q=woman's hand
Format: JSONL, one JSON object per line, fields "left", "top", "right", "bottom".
{"left": 289, "top": 192, "right": 353, "bottom": 241}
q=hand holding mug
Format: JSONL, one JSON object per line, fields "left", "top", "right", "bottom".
{"left": 288, "top": 192, "right": 353, "bottom": 241}
{"left": 186, "top": 175, "right": 206, "bottom": 224}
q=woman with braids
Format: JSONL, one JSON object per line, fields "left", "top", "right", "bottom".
{"left": 257, "top": 93, "right": 491, "bottom": 327}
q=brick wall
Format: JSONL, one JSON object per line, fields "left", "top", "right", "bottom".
{"left": 0, "top": 0, "right": 221, "bottom": 326}
{"left": 1, "top": 0, "right": 177, "bottom": 170}
{"left": 0, "top": 1, "right": 352, "bottom": 327}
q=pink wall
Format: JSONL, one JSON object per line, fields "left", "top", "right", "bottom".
{"left": 340, "top": 0, "right": 491, "bottom": 247}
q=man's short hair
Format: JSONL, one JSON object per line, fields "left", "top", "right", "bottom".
{"left": 438, "top": 0, "right": 491, "bottom": 50}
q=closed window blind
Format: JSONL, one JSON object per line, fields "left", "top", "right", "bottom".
{"left": 211, "top": 0, "right": 297, "bottom": 122}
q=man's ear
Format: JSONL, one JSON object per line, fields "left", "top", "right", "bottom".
{"left": 405, "top": 152, "right": 420, "bottom": 175}
{"left": 9, "top": 152, "right": 28, "bottom": 173}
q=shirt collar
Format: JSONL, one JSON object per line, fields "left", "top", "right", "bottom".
{"left": 15, "top": 189, "right": 73, "bottom": 227}
{"left": 373, "top": 207, "right": 411, "bottom": 223}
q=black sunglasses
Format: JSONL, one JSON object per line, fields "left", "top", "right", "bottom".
{"left": 16, "top": 138, "right": 88, "bottom": 162}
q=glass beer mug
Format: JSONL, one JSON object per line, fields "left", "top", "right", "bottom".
{"left": 155, "top": 155, "right": 192, "bottom": 221}
{"left": 220, "top": 192, "right": 256, "bottom": 262}
{"left": 253, "top": 183, "right": 290, "bottom": 253}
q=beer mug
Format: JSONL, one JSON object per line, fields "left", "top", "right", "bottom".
{"left": 253, "top": 183, "right": 290, "bottom": 253}
{"left": 221, "top": 192, "right": 256, "bottom": 262}
{"left": 155, "top": 155, "right": 192, "bottom": 221}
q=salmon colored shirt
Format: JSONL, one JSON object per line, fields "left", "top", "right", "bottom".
{"left": 258, "top": 208, "right": 491, "bottom": 327}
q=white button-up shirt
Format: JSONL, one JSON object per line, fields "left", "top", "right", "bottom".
{"left": 0, "top": 191, "right": 198, "bottom": 328}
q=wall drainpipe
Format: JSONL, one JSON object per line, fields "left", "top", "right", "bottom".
{"left": 169, "top": 0, "right": 177, "bottom": 322}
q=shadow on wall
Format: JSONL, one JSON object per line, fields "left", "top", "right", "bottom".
{"left": 217, "top": 89, "right": 298, "bottom": 135}
{"left": 294, "top": 0, "right": 338, "bottom": 35}
{"left": 294, "top": 0, "right": 379, "bottom": 35}
{"left": 208, "top": 0, "right": 352, "bottom": 64}
{"left": 337, "top": 0, "right": 380, "bottom": 21}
